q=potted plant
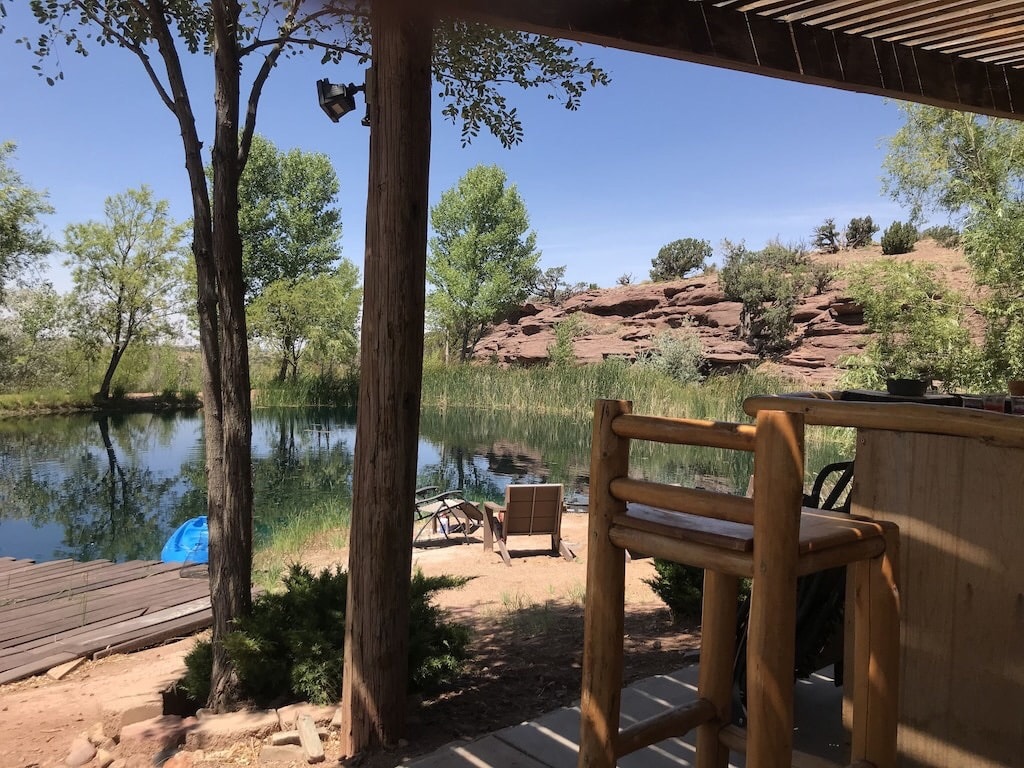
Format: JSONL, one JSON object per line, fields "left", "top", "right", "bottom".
{"left": 881, "top": 351, "right": 932, "bottom": 397}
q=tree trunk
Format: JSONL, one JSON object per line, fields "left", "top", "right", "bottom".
{"left": 340, "top": 0, "right": 432, "bottom": 755}
{"left": 98, "top": 344, "right": 127, "bottom": 400}
{"left": 208, "top": 0, "right": 254, "bottom": 711}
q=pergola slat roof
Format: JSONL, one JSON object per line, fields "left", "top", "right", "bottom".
{"left": 439, "top": 0, "right": 1024, "bottom": 120}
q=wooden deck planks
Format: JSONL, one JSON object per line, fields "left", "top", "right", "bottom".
{"left": 0, "top": 558, "right": 211, "bottom": 684}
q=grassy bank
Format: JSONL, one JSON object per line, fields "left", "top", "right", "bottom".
{"left": 422, "top": 360, "right": 798, "bottom": 421}
{"left": 253, "top": 498, "right": 352, "bottom": 591}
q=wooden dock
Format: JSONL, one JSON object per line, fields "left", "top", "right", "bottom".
{"left": 0, "top": 557, "right": 211, "bottom": 685}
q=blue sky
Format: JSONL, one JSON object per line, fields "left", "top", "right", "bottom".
{"left": 2, "top": 5, "right": 910, "bottom": 293}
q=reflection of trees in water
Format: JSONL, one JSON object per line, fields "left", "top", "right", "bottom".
{"left": 0, "top": 413, "right": 182, "bottom": 561}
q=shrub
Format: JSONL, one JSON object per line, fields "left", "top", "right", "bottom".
{"left": 616, "top": 273, "right": 633, "bottom": 286}
{"left": 719, "top": 239, "right": 812, "bottom": 353}
{"left": 650, "top": 238, "right": 712, "bottom": 282}
{"left": 921, "top": 224, "right": 960, "bottom": 248}
{"left": 811, "top": 218, "right": 840, "bottom": 254}
{"left": 180, "top": 565, "right": 469, "bottom": 706}
{"left": 811, "top": 262, "right": 837, "bottom": 294}
{"left": 547, "top": 314, "right": 586, "bottom": 368}
{"left": 636, "top": 322, "right": 704, "bottom": 384}
{"left": 844, "top": 216, "right": 878, "bottom": 249}
{"left": 646, "top": 559, "right": 751, "bottom": 622}
{"left": 880, "top": 220, "right": 918, "bottom": 255}
{"left": 645, "top": 559, "right": 704, "bottom": 621}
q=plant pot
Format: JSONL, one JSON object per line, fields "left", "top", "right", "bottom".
{"left": 886, "top": 377, "right": 929, "bottom": 397}
{"left": 1008, "top": 379, "right": 1024, "bottom": 396}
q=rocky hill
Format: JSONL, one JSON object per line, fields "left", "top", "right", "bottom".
{"left": 473, "top": 241, "right": 979, "bottom": 388}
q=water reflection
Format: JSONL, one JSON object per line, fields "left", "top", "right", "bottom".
{"left": 0, "top": 406, "right": 850, "bottom": 562}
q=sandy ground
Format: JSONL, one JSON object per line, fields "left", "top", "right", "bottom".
{"left": 0, "top": 512, "right": 699, "bottom": 767}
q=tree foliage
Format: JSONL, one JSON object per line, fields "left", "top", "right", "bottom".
{"left": 235, "top": 135, "right": 343, "bottom": 302}
{"left": 880, "top": 220, "right": 917, "bottom": 255}
{"left": 844, "top": 216, "right": 878, "bottom": 248}
{"left": 531, "top": 265, "right": 591, "bottom": 304}
{"left": 64, "top": 186, "right": 188, "bottom": 399}
{"left": 0, "top": 141, "right": 54, "bottom": 302}
{"left": 719, "top": 239, "right": 811, "bottom": 353}
{"left": 811, "top": 219, "right": 840, "bottom": 254}
{"left": 649, "top": 238, "right": 711, "bottom": 281}
{"left": 840, "top": 260, "right": 975, "bottom": 389}
{"left": 248, "top": 264, "right": 362, "bottom": 381}
{"left": 15, "top": 0, "right": 607, "bottom": 721}
{"left": 884, "top": 103, "right": 1024, "bottom": 385}
{"left": 427, "top": 164, "right": 540, "bottom": 361}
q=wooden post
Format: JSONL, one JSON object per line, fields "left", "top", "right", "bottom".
{"left": 851, "top": 524, "right": 900, "bottom": 768}
{"left": 745, "top": 410, "right": 804, "bottom": 768}
{"left": 695, "top": 570, "right": 739, "bottom": 768}
{"left": 578, "top": 399, "right": 631, "bottom": 768}
{"left": 340, "top": 0, "right": 433, "bottom": 756}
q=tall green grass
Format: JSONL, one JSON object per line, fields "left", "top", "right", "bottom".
{"left": 423, "top": 360, "right": 794, "bottom": 421}
{"left": 252, "top": 374, "right": 360, "bottom": 408}
{"left": 252, "top": 497, "right": 352, "bottom": 591}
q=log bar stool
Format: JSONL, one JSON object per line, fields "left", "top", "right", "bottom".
{"left": 578, "top": 400, "right": 900, "bottom": 768}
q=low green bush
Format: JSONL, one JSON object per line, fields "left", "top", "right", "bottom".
{"left": 180, "top": 565, "right": 469, "bottom": 706}
{"left": 845, "top": 216, "right": 878, "bottom": 249}
{"left": 921, "top": 224, "right": 960, "bottom": 248}
{"left": 646, "top": 558, "right": 752, "bottom": 622}
{"left": 880, "top": 220, "right": 918, "bottom": 255}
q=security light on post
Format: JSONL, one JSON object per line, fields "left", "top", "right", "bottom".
{"left": 317, "top": 77, "right": 369, "bottom": 126}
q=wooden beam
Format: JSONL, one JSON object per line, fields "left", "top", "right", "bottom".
{"left": 434, "top": 0, "right": 1024, "bottom": 120}
{"left": 340, "top": 0, "right": 433, "bottom": 757}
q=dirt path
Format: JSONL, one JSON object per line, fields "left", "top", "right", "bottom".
{"left": 0, "top": 512, "right": 699, "bottom": 767}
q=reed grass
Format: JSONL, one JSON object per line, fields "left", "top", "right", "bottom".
{"left": 252, "top": 374, "right": 359, "bottom": 408}
{"left": 0, "top": 387, "right": 96, "bottom": 413}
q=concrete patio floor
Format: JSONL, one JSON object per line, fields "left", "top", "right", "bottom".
{"left": 405, "top": 665, "right": 848, "bottom": 767}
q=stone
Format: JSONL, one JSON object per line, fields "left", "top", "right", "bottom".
{"left": 63, "top": 737, "right": 95, "bottom": 767}
{"left": 184, "top": 709, "right": 280, "bottom": 751}
{"left": 108, "top": 761, "right": 127, "bottom": 768}
{"left": 160, "top": 752, "right": 193, "bottom": 768}
{"left": 94, "top": 749, "right": 115, "bottom": 768}
{"left": 101, "top": 697, "right": 164, "bottom": 739}
{"left": 258, "top": 745, "right": 305, "bottom": 764}
{"left": 275, "top": 703, "right": 338, "bottom": 730}
{"left": 85, "top": 721, "right": 107, "bottom": 746}
{"left": 296, "top": 714, "right": 324, "bottom": 763}
{"left": 118, "top": 715, "right": 190, "bottom": 758}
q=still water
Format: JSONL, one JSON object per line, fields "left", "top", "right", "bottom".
{"left": 0, "top": 405, "right": 835, "bottom": 563}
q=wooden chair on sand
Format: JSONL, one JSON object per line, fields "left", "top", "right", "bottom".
{"left": 578, "top": 399, "right": 900, "bottom": 768}
{"left": 483, "top": 483, "right": 575, "bottom": 566}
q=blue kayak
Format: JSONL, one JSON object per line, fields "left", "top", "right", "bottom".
{"left": 161, "top": 516, "right": 209, "bottom": 564}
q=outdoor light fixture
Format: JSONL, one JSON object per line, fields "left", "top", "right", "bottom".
{"left": 317, "top": 78, "right": 369, "bottom": 126}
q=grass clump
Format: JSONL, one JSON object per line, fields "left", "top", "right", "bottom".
{"left": 180, "top": 564, "right": 469, "bottom": 706}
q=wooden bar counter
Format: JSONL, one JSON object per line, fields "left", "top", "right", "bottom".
{"left": 745, "top": 392, "right": 1024, "bottom": 768}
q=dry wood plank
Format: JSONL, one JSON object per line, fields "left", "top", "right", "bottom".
{"left": 0, "top": 560, "right": 83, "bottom": 588}
{"left": 0, "top": 558, "right": 36, "bottom": 573}
{"left": 0, "top": 576, "right": 208, "bottom": 647}
{"left": 1, "top": 597, "right": 211, "bottom": 677}
{"left": 0, "top": 574, "right": 206, "bottom": 637}
{"left": 1, "top": 560, "right": 181, "bottom": 607}
{"left": 90, "top": 606, "right": 212, "bottom": 660}
{"left": 0, "top": 651, "right": 79, "bottom": 686}
{"left": 612, "top": 478, "right": 754, "bottom": 524}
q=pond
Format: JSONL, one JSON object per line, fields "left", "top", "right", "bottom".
{"left": 0, "top": 406, "right": 849, "bottom": 562}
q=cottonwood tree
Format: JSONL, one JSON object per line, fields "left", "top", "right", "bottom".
{"left": 427, "top": 164, "right": 540, "bottom": 361}
{"left": 15, "top": 0, "right": 607, "bottom": 724}
{"left": 248, "top": 264, "right": 361, "bottom": 380}
{"left": 64, "top": 186, "right": 188, "bottom": 400}
{"left": 0, "top": 141, "right": 54, "bottom": 303}
{"left": 234, "top": 134, "right": 343, "bottom": 302}
{"left": 883, "top": 104, "right": 1024, "bottom": 384}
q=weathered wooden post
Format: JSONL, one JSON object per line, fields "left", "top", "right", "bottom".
{"left": 340, "top": 0, "right": 433, "bottom": 755}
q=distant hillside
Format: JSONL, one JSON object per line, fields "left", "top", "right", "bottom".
{"left": 473, "top": 240, "right": 980, "bottom": 388}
